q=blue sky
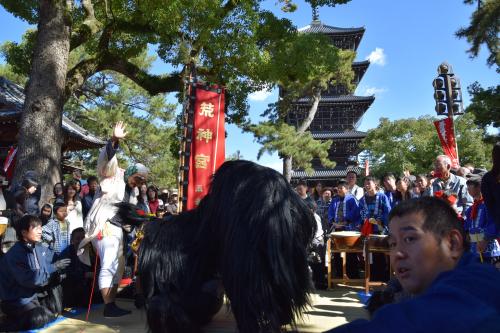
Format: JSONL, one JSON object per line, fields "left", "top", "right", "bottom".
{"left": 1, "top": 1, "right": 497, "bottom": 172}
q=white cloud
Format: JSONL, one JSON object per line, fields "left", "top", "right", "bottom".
{"left": 364, "top": 87, "right": 387, "bottom": 95}
{"left": 249, "top": 89, "right": 272, "bottom": 101}
{"left": 365, "top": 47, "right": 387, "bottom": 66}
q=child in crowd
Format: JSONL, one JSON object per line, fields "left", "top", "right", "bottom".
{"left": 59, "top": 227, "right": 102, "bottom": 307}
{"left": 39, "top": 203, "right": 53, "bottom": 226}
{"left": 464, "top": 176, "right": 500, "bottom": 267}
{"left": 42, "top": 202, "right": 71, "bottom": 257}
{"left": 0, "top": 215, "right": 70, "bottom": 331}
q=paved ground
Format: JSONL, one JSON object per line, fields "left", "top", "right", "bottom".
{"left": 40, "top": 286, "right": 369, "bottom": 333}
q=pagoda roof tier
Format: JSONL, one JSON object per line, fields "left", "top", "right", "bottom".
{"left": 352, "top": 60, "right": 370, "bottom": 85}
{"left": 291, "top": 166, "right": 364, "bottom": 179}
{"left": 295, "top": 95, "right": 375, "bottom": 104}
{"left": 298, "top": 20, "right": 364, "bottom": 35}
{"left": 298, "top": 20, "right": 365, "bottom": 51}
{"left": 0, "top": 77, "right": 106, "bottom": 150}
{"left": 288, "top": 97, "right": 373, "bottom": 131}
{"left": 311, "top": 130, "right": 367, "bottom": 140}
{"left": 353, "top": 60, "right": 370, "bottom": 67}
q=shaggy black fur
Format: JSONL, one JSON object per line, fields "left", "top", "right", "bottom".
{"left": 0, "top": 284, "right": 62, "bottom": 331}
{"left": 119, "top": 160, "right": 316, "bottom": 333}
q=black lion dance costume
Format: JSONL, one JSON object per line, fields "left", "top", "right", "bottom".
{"left": 119, "top": 160, "right": 316, "bottom": 333}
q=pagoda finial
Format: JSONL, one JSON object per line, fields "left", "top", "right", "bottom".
{"left": 312, "top": 5, "right": 319, "bottom": 21}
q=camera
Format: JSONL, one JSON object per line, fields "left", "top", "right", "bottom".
{"left": 0, "top": 180, "right": 9, "bottom": 186}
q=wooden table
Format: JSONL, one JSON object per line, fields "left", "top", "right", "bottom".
{"left": 326, "top": 236, "right": 391, "bottom": 294}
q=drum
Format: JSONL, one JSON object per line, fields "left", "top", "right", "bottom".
{"left": 368, "top": 234, "right": 389, "bottom": 249}
{"left": 330, "top": 231, "right": 362, "bottom": 249}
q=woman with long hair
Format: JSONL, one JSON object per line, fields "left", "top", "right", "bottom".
{"left": 394, "top": 177, "right": 414, "bottom": 205}
{"left": 311, "top": 182, "right": 323, "bottom": 202}
{"left": 50, "top": 182, "right": 64, "bottom": 205}
{"left": 147, "top": 186, "right": 163, "bottom": 215}
{"left": 64, "top": 180, "right": 83, "bottom": 234}
{"left": 481, "top": 142, "right": 500, "bottom": 229}
{"left": 137, "top": 183, "right": 150, "bottom": 214}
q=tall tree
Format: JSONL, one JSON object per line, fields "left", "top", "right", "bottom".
{"left": 250, "top": 33, "right": 355, "bottom": 180}
{"left": 456, "top": 0, "right": 500, "bottom": 72}
{"left": 250, "top": 8, "right": 355, "bottom": 181}
{"left": 465, "top": 82, "right": 500, "bottom": 143}
{"left": 7, "top": 0, "right": 71, "bottom": 203}
{"left": 360, "top": 113, "right": 492, "bottom": 178}
{"left": 1, "top": 0, "right": 349, "bottom": 201}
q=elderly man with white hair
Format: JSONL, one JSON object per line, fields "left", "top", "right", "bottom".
{"left": 432, "top": 155, "right": 471, "bottom": 214}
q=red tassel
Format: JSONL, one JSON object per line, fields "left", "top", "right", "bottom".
{"left": 434, "top": 190, "right": 444, "bottom": 198}
{"left": 361, "top": 219, "right": 373, "bottom": 236}
{"left": 470, "top": 198, "right": 484, "bottom": 220}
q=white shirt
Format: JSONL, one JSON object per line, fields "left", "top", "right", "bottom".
{"left": 349, "top": 184, "right": 364, "bottom": 201}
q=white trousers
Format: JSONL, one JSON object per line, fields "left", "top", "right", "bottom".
{"left": 92, "top": 223, "right": 124, "bottom": 289}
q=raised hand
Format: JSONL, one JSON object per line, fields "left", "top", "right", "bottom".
{"left": 112, "top": 121, "right": 128, "bottom": 141}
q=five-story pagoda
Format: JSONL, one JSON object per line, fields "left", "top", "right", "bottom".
{"left": 287, "top": 17, "right": 374, "bottom": 185}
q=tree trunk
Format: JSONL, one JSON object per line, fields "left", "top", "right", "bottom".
{"left": 282, "top": 89, "right": 322, "bottom": 183}
{"left": 283, "top": 155, "right": 292, "bottom": 183}
{"left": 14, "top": 0, "right": 72, "bottom": 205}
{"left": 297, "top": 89, "right": 321, "bottom": 133}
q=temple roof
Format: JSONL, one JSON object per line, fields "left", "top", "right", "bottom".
{"left": 0, "top": 76, "right": 106, "bottom": 149}
{"left": 298, "top": 21, "right": 365, "bottom": 35}
{"left": 295, "top": 95, "right": 375, "bottom": 104}
{"left": 292, "top": 166, "right": 364, "bottom": 179}
{"left": 353, "top": 60, "right": 370, "bottom": 70}
{"left": 311, "top": 130, "right": 367, "bottom": 140}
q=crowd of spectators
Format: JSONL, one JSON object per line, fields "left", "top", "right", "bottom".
{"left": 303, "top": 150, "right": 500, "bottom": 290}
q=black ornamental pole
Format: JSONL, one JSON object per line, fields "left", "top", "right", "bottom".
{"left": 179, "top": 62, "right": 197, "bottom": 212}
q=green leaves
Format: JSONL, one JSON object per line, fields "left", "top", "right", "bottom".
{"left": 456, "top": 0, "right": 500, "bottom": 71}
{"left": 360, "top": 114, "right": 493, "bottom": 178}
{"left": 250, "top": 121, "right": 335, "bottom": 173}
{"left": 1, "top": 29, "right": 37, "bottom": 77}
{"left": 466, "top": 82, "right": 500, "bottom": 130}
{"left": 0, "top": 0, "right": 38, "bottom": 24}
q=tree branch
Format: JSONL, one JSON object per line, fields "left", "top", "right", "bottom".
{"left": 99, "top": 52, "right": 182, "bottom": 95}
{"left": 70, "top": 0, "right": 102, "bottom": 51}
{"left": 65, "top": 58, "right": 102, "bottom": 101}
{"left": 297, "top": 88, "right": 321, "bottom": 133}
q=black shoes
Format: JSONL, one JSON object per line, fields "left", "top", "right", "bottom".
{"left": 103, "top": 302, "right": 132, "bottom": 318}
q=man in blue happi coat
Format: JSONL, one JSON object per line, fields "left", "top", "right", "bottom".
{"left": 328, "top": 180, "right": 361, "bottom": 233}
{"left": 464, "top": 176, "right": 500, "bottom": 266}
{"left": 327, "top": 180, "right": 361, "bottom": 278}
{"left": 324, "top": 197, "right": 500, "bottom": 333}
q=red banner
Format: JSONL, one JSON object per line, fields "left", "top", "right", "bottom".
{"left": 186, "top": 84, "right": 225, "bottom": 210}
{"left": 433, "top": 118, "right": 459, "bottom": 169}
{"left": 364, "top": 159, "right": 370, "bottom": 176}
{"left": 3, "top": 146, "right": 16, "bottom": 181}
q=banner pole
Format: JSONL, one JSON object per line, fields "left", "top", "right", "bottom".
{"left": 179, "top": 62, "right": 197, "bottom": 213}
